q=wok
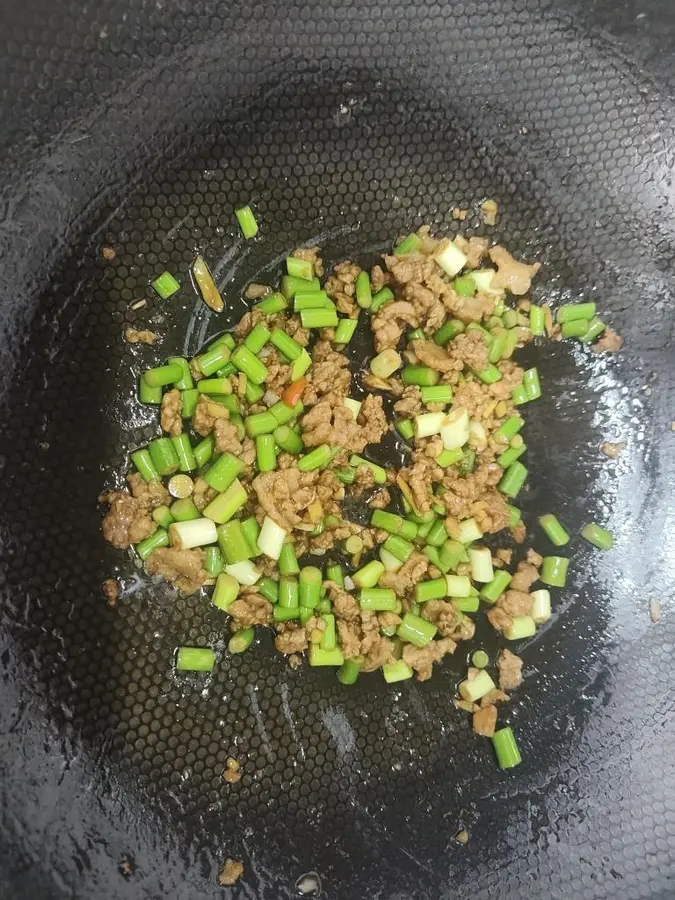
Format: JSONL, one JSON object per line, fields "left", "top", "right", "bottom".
{"left": 1, "top": 1, "right": 674, "bottom": 898}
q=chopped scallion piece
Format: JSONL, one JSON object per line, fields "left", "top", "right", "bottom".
{"left": 492, "top": 727, "right": 521, "bottom": 769}
{"left": 334, "top": 318, "right": 358, "bottom": 345}
{"left": 540, "top": 556, "right": 569, "bottom": 587}
{"left": 229, "top": 626, "right": 255, "bottom": 654}
{"left": 300, "top": 308, "right": 339, "bottom": 329}
{"left": 471, "top": 650, "right": 489, "bottom": 669}
{"left": 556, "top": 302, "right": 596, "bottom": 324}
{"left": 370, "top": 348, "right": 402, "bottom": 379}
{"left": 176, "top": 647, "right": 215, "bottom": 672}
{"left": 504, "top": 615, "right": 536, "bottom": 640}
{"left": 235, "top": 205, "right": 258, "bottom": 239}
{"left": 539, "top": 513, "right": 570, "bottom": 546}
{"left": 337, "top": 658, "right": 362, "bottom": 684}
{"left": 394, "top": 233, "right": 424, "bottom": 255}
{"left": 152, "top": 271, "right": 180, "bottom": 299}
{"left": 135, "top": 527, "right": 169, "bottom": 560}
{"left": 370, "top": 287, "right": 394, "bottom": 312}
{"left": 397, "top": 612, "right": 437, "bottom": 647}
{"left": 352, "top": 560, "right": 385, "bottom": 590}
{"left": 402, "top": 365, "right": 440, "bottom": 387}
{"left": 580, "top": 522, "right": 614, "bottom": 550}
{"left": 356, "top": 271, "right": 372, "bottom": 309}
{"left": 382, "top": 660, "right": 413, "bottom": 683}
{"left": 561, "top": 319, "right": 589, "bottom": 339}
{"left": 459, "top": 670, "right": 496, "bottom": 702}
{"left": 286, "top": 256, "right": 314, "bottom": 280}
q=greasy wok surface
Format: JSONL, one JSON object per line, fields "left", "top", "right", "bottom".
{"left": 1, "top": 1, "right": 674, "bottom": 898}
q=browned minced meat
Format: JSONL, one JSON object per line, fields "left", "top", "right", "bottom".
{"left": 378, "top": 611, "right": 402, "bottom": 630}
{"left": 411, "top": 332, "right": 488, "bottom": 375}
{"left": 472, "top": 704, "right": 498, "bottom": 737}
{"left": 511, "top": 522, "right": 527, "bottom": 543}
{"left": 403, "top": 637, "right": 457, "bottom": 681}
{"left": 420, "top": 600, "right": 461, "bottom": 637}
{"left": 383, "top": 254, "right": 448, "bottom": 308}
{"left": 243, "top": 282, "right": 270, "bottom": 300}
{"left": 362, "top": 627, "right": 397, "bottom": 672}
{"left": 480, "top": 200, "right": 498, "bottom": 227}
{"left": 449, "top": 379, "right": 498, "bottom": 423}
{"left": 274, "top": 624, "right": 309, "bottom": 654}
{"left": 285, "top": 315, "right": 310, "bottom": 347}
{"left": 592, "top": 326, "right": 623, "bottom": 354}
{"left": 361, "top": 373, "right": 404, "bottom": 396}
{"left": 241, "top": 438, "right": 257, "bottom": 469}
{"left": 497, "top": 589, "right": 532, "bottom": 617}
{"left": 335, "top": 620, "right": 361, "bottom": 659}
{"left": 192, "top": 394, "right": 231, "bottom": 436}
{"left": 368, "top": 488, "right": 391, "bottom": 509}
{"left": 347, "top": 611, "right": 396, "bottom": 671}
{"left": 370, "top": 264, "right": 390, "bottom": 292}
{"left": 450, "top": 290, "right": 496, "bottom": 325}
{"left": 303, "top": 521, "right": 353, "bottom": 553}
{"left": 124, "top": 327, "right": 159, "bottom": 345}
{"left": 486, "top": 606, "right": 513, "bottom": 634}
{"left": 455, "top": 234, "right": 490, "bottom": 268}
{"left": 325, "top": 581, "right": 361, "bottom": 621}
{"left": 360, "top": 526, "right": 387, "bottom": 551}
{"left": 160, "top": 389, "right": 182, "bottom": 436}
{"left": 301, "top": 392, "right": 387, "bottom": 454}
{"left": 353, "top": 464, "right": 377, "bottom": 491}
{"left": 291, "top": 246, "right": 324, "bottom": 277}
{"left": 228, "top": 594, "right": 273, "bottom": 628}
{"left": 324, "top": 261, "right": 360, "bottom": 317}
{"left": 600, "top": 440, "right": 626, "bottom": 459}
{"left": 322, "top": 582, "right": 393, "bottom": 669}
{"left": 374, "top": 240, "right": 490, "bottom": 325}
{"left": 410, "top": 339, "right": 461, "bottom": 375}
{"left": 455, "top": 615, "right": 476, "bottom": 642}
{"left": 218, "top": 859, "right": 244, "bottom": 887}
{"left": 489, "top": 246, "right": 540, "bottom": 296}
{"left": 303, "top": 340, "right": 351, "bottom": 404}
{"left": 371, "top": 301, "right": 419, "bottom": 352}
{"left": 128, "top": 472, "right": 170, "bottom": 506}
{"left": 101, "top": 578, "right": 119, "bottom": 606}
{"left": 214, "top": 418, "right": 243, "bottom": 456}
{"left": 222, "top": 759, "right": 242, "bottom": 783}
{"left": 526, "top": 548, "right": 543, "bottom": 567}
{"left": 401, "top": 282, "right": 446, "bottom": 334}
{"left": 189, "top": 358, "right": 203, "bottom": 382}
{"left": 234, "top": 307, "right": 277, "bottom": 338}
{"left": 262, "top": 347, "right": 291, "bottom": 396}
{"left": 493, "top": 548, "right": 513, "bottom": 568}
{"left": 193, "top": 477, "right": 217, "bottom": 511}
{"left": 481, "top": 688, "right": 510, "bottom": 707}
{"left": 393, "top": 385, "right": 424, "bottom": 418}
{"left": 498, "top": 649, "right": 524, "bottom": 691}
{"left": 489, "top": 359, "right": 526, "bottom": 400}
{"left": 398, "top": 452, "right": 444, "bottom": 515}
{"left": 379, "top": 552, "right": 429, "bottom": 598}
{"left": 252, "top": 467, "right": 343, "bottom": 532}
{"left": 145, "top": 547, "right": 208, "bottom": 595}
{"left": 100, "top": 474, "right": 169, "bottom": 549}
{"left": 510, "top": 559, "right": 540, "bottom": 592}
{"left": 442, "top": 463, "right": 511, "bottom": 535}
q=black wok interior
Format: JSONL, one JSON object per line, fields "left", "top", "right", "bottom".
{"left": 1, "top": 2, "right": 675, "bottom": 898}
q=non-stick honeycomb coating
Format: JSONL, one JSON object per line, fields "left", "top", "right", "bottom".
{"left": 1, "top": 1, "right": 675, "bottom": 899}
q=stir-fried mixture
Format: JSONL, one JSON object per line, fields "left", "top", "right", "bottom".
{"left": 101, "top": 211, "right": 620, "bottom": 769}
